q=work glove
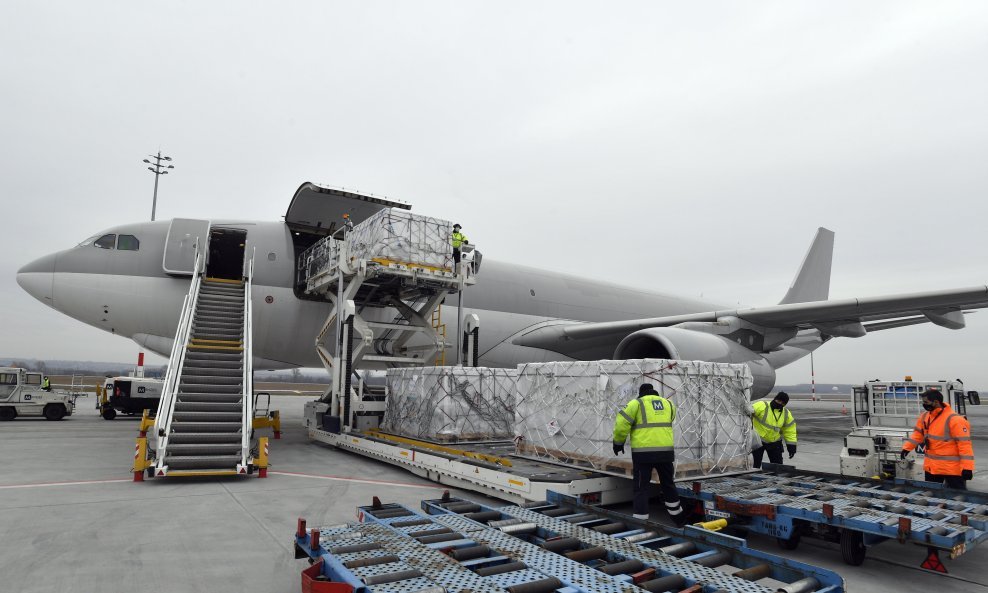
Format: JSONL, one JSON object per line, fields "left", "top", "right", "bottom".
{"left": 786, "top": 443, "right": 797, "bottom": 459}
{"left": 900, "top": 449, "right": 909, "bottom": 460}
{"left": 963, "top": 470, "right": 974, "bottom": 481}
{"left": 613, "top": 443, "right": 625, "bottom": 456}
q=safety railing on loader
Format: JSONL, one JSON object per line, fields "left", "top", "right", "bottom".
{"left": 239, "top": 250, "right": 255, "bottom": 472}
{"left": 154, "top": 238, "right": 206, "bottom": 460}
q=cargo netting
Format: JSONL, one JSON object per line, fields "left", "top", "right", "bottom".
{"left": 300, "top": 208, "right": 454, "bottom": 289}
{"left": 514, "top": 359, "right": 754, "bottom": 480}
{"left": 383, "top": 367, "right": 517, "bottom": 441}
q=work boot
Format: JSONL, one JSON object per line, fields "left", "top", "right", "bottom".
{"left": 632, "top": 513, "right": 649, "bottom": 521}
{"left": 670, "top": 508, "right": 689, "bottom": 527}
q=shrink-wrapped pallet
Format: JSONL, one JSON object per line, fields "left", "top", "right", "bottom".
{"left": 346, "top": 208, "right": 453, "bottom": 270}
{"left": 514, "top": 359, "right": 753, "bottom": 479}
{"left": 383, "top": 367, "right": 517, "bottom": 441}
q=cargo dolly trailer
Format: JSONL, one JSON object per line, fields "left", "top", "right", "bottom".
{"left": 293, "top": 492, "right": 845, "bottom": 593}
{"left": 679, "top": 464, "right": 988, "bottom": 571}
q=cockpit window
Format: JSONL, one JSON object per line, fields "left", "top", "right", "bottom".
{"left": 78, "top": 235, "right": 99, "bottom": 247}
{"left": 94, "top": 234, "right": 116, "bottom": 250}
{"left": 117, "top": 235, "right": 140, "bottom": 251}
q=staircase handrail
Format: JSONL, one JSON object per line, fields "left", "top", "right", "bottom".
{"left": 241, "top": 249, "right": 255, "bottom": 468}
{"left": 155, "top": 238, "right": 207, "bottom": 457}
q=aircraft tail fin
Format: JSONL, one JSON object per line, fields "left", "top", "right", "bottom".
{"left": 779, "top": 227, "right": 834, "bottom": 304}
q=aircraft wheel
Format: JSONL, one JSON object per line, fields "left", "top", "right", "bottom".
{"left": 840, "top": 529, "right": 866, "bottom": 565}
{"left": 102, "top": 407, "right": 117, "bottom": 420}
{"left": 0, "top": 407, "right": 16, "bottom": 421}
{"left": 44, "top": 404, "right": 67, "bottom": 421}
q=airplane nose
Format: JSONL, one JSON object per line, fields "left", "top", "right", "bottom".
{"left": 17, "top": 253, "right": 57, "bottom": 307}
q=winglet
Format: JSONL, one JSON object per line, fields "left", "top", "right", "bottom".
{"left": 780, "top": 228, "right": 834, "bottom": 304}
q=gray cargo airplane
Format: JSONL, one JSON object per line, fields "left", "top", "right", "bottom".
{"left": 16, "top": 183, "right": 988, "bottom": 396}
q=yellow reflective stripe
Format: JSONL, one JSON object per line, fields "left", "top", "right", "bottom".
{"left": 927, "top": 435, "right": 952, "bottom": 441}
{"left": 961, "top": 455, "right": 976, "bottom": 460}
{"left": 637, "top": 422, "right": 673, "bottom": 428}
{"left": 924, "top": 453, "right": 971, "bottom": 461}
{"left": 943, "top": 414, "right": 958, "bottom": 439}
{"left": 906, "top": 438, "right": 921, "bottom": 446}
{"left": 619, "top": 410, "right": 635, "bottom": 424}
{"left": 753, "top": 415, "right": 781, "bottom": 433}
{"left": 954, "top": 436, "right": 972, "bottom": 441}
{"left": 632, "top": 446, "right": 675, "bottom": 452}
{"left": 637, "top": 399, "right": 646, "bottom": 425}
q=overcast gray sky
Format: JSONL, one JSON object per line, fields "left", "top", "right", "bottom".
{"left": 2, "top": 2, "right": 987, "bottom": 387}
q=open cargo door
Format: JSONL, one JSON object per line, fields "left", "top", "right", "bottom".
{"left": 286, "top": 182, "right": 411, "bottom": 238}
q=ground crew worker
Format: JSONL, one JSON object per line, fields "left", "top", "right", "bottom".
{"left": 900, "top": 389, "right": 975, "bottom": 490}
{"left": 41, "top": 376, "right": 51, "bottom": 391}
{"left": 613, "top": 383, "right": 687, "bottom": 525}
{"left": 750, "top": 392, "right": 797, "bottom": 468}
{"left": 451, "top": 224, "right": 468, "bottom": 264}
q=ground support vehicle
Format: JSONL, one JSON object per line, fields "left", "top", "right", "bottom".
{"left": 96, "top": 376, "right": 163, "bottom": 420}
{"left": 293, "top": 492, "right": 844, "bottom": 593}
{"left": 678, "top": 463, "right": 988, "bottom": 571}
{"left": 0, "top": 367, "right": 74, "bottom": 421}
{"left": 841, "top": 378, "right": 980, "bottom": 480}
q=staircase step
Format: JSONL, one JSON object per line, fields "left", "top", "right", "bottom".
{"left": 198, "top": 294, "right": 243, "bottom": 304}
{"left": 185, "top": 352, "right": 243, "bottom": 363}
{"left": 168, "top": 432, "right": 243, "bottom": 444}
{"left": 201, "top": 285, "right": 244, "bottom": 294}
{"left": 186, "top": 344, "right": 243, "bottom": 352}
{"left": 174, "top": 401, "right": 242, "bottom": 413}
{"left": 193, "top": 332, "right": 244, "bottom": 342}
{"left": 166, "top": 443, "right": 243, "bottom": 455}
{"left": 204, "top": 278, "right": 244, "bottom": 287}
{"left": 170, "top": 422, "right": 242, "bottom": 433}
{"left": 164, "top": 455, "right": 241, "bottom": 470}
{"left": 194, "top": 320, "right": 244, "bottom": 330}
{"left": 180, "top": 367, "right": 242, "bottom": 377}
{"left": 178, "top": 393, "right": 244, "bottom": 403}
{"left": 180, "top": 374, "right": 241, "bottom": 384}
{"left": 172, "top": 411, "right": 242, "bottom": 422}
{"left": 182, "top": 360, "right": 242, "bottom": 370}
{"left": 179, "top": 383, "right": 242, "bottom": 394}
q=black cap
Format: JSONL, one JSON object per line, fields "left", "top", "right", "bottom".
{"left": 453, "top": 223, "right": 461, "bottom": 229}
{"left": 774, "top": 392, "right": 790, "bottom": 404}
{"left": 639, "top": 383, "right": 657, "bottom": 396}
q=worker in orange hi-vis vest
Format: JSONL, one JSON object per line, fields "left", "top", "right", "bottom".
{"left": 901, "top": 389, "right": 975, "bottom": 490}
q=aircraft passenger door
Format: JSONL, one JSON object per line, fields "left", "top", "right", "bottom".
{"left": 163, "top": 218, "right": 211, "bottom": 276}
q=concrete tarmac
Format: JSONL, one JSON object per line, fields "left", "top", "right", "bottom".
{"left": 0, "top": 395, "right": 986, "bottom": 592}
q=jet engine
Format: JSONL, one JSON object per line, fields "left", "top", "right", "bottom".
{"left": 614, "top": 327, "right": 776, "bottom": 398}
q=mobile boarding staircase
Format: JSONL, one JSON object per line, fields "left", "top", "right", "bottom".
{"left": 297, "top": 209, "right": 479, "bottom": 433}
{"left": 133, "top": 238, "right": 269, "bottom": 479}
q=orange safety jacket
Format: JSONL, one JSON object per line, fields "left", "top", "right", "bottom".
{"left": 902, "top": 404, "right": 975, "bottom": 476}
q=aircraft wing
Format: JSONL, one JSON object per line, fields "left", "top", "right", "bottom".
{"left": 513, "top": 285, "right": 988, "bottom": 356}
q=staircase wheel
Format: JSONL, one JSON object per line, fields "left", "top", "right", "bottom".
{"left": 840, "top": 529, "right": 866, "bottom": 565}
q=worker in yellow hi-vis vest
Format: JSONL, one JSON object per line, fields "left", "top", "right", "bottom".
{"left": 451, "top": 223, "right": 468, "bottom": 264}
{"left": 750, "top": 391, "right": 797, "bottom": 468}
{"left": 613, "top": 383, "right": 687, "bottom": 526}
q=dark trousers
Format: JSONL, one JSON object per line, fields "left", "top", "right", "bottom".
{"left": 925, "top": 472, "right": 967, "bottom": 490}
{"left": 632, "top": 460, "right": 682, "bottom": 516}
{"left": 453, "top": 248, "right": 461, "bottom": 263}
{"left": 752, "top": 440, "right": 784, "bottom": 469}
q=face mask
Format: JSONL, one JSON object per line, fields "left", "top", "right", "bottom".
{"left": 922, "top": 402, "right": 936, "bottom": 411}
{"left": 771, "top": 402, "right": 783, "bottom": 410}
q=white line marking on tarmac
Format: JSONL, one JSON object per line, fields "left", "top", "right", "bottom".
{"left": 0, "top": 478, "right": 131, "bottom": 490}
{"left": 270, "top": 470, "right": 445, "bottom": 490}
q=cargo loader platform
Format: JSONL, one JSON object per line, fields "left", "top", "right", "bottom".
{"left": 679, "top": 464, "right": 988, "bottom": 570}
{"left": 293, "top": 493, "right": 845, "bottom": 593}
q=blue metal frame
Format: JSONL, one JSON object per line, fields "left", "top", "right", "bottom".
{"left": 422, "top": 494, "right": 845, "bottom": 593}
{"left": 680, "top": 465, "right": 988, "bottom": 558}
{"left": 294, "top": 494, "right": 846, "bottom": 593}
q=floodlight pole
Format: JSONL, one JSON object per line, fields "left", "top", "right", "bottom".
{"left": 143, "top": 151, "right": 175, "bottom": 221}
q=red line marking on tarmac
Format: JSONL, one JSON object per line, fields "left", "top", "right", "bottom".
{"left": 0, "top": 477, "right": 131, "bottom": 490}
{"left": 269, "top": 470, "right": 445, "bottom": 490}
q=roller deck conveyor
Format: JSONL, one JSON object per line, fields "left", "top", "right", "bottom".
{"left": 679, "top": 464, "right": 988, "bottom": 568}
{"left": 293, "top": 493, "right": 845, "bottom": 593}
